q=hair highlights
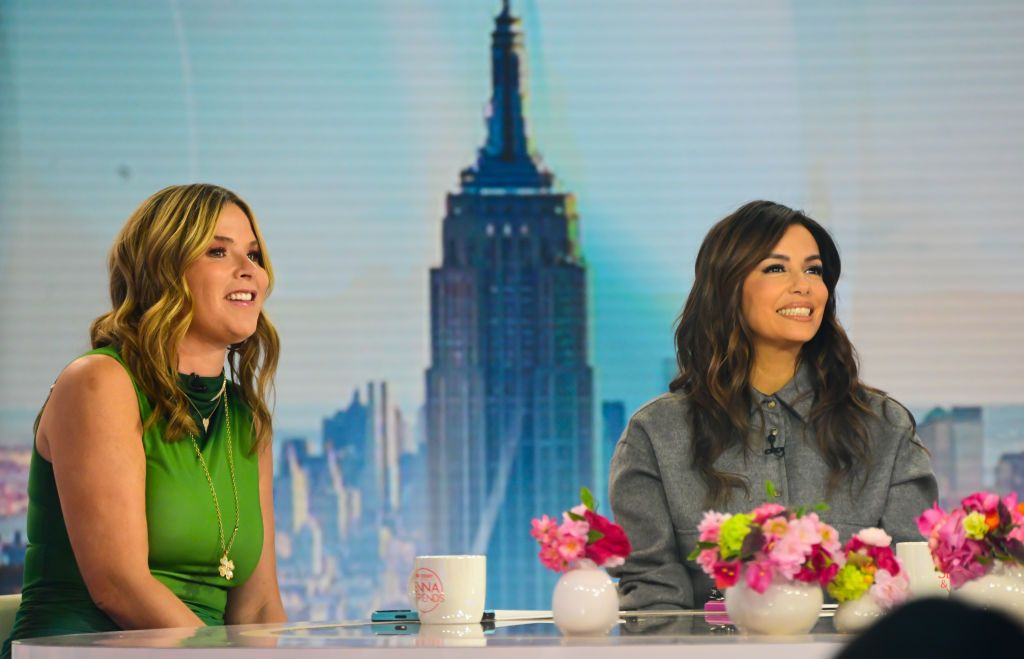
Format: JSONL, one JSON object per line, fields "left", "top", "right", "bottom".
{"left": 90, "top": 183, "right": 279, "bottom": 449}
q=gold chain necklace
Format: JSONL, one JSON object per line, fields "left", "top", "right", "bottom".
{"left": 189, "top": 384, "right": 240, "bottom": 580}
{"left": 184, "top": 378, "right": 226, "bottom": 432}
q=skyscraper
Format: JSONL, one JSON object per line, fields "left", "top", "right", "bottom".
{"left": 425, "top": 1, "right": 594, "bottom": 607}
{"left": 918, "top": 406, "right": 984, "bottom": 507}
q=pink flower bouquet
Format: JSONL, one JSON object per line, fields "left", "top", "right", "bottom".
{"left": 916, "top": 491, "right": 1024, "bottom": 588}
{"left": 531, "top": 487, "right": 632, "bottom": 572}
{"left": 687, "top": 498, "right": 842, "bottom": 593}
{"left": 826, "top": 528, "right": 909, "bottom": 608}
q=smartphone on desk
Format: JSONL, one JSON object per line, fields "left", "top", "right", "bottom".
{"left": 371, "top": 609, "right": 496, "bottom": 623}
{"left": 371, "top": 610, "right": 419, "bottom": 622}
{"left": 371, "top": 621, "right": 496, "bottom": 636}
{"left": 372, "top": 622, "right": 421, "bottom": 635}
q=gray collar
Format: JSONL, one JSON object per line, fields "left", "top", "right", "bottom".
{"left": 750, "top": 361, "right": 815, "bottom": 421}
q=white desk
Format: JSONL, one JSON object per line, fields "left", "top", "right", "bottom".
{"left": 13, "top": 611, "right": 847, "bottom": 658}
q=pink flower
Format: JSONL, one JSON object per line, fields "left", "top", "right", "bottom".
{"left": 869, "top": 546, "right": 901, "bottom": 575}
{"left": 689, "top": 504, "right": 841, "bottom": 592}
{"left": 855, "top": 527, "right": 892, "bottom": 548}
{"left": 533, "top": 489, "right": 636, "bottom": 574}
{"left": 762, "top": 515, "right": 790, "bottom": 538}
{"left": 932, "top": 508, "right": 967, "bottom": 552}
{"left": 713, "top": 560, "right": 741, "bottom": 589}
{"left": 916, "top": 502, "right": 946, "bottom": 538}
{"left": 751, "top": 503, "right": 786, "bottom": 524}
{"left": 531, "top": 515, "right": 557, "bottom": 543}
{"left": 818, "top": 523, "right": 843, "bottom": 555}
{"left": 745, "top": 560, "right": 774, "bottom": 594}
{"left": 961, "top": 491, "right": 1000, "bottom": 515}
{"left": 790, "top": 514, "right": 824, "bottom": 547}
{"left": 559, "top": 516, "right": 589, "bottom": 541}
{"left": 539, "top": 543, "right": 567, "bottom": 572}
{"left": 1003, "top": 492, "right": 1024, "bottom": 528}
{"left": 794, "top": 544, "right": 838, "bottom": 585}
{"left": 698, "top": 511, "right": 728, "bottom": 543}
{"left": 1009, "top": 525, "right": 1024, "bottom": 544}
{"left": 770, "top": 534, "right": 813, "bottom": 579}
{"left": 924, "top": 507, "right": 989, "bottom": 588}
{"left": 1003, "top": 492, "right": 1021, "bottom": 518}
{"left": 557, "top": 533, "right": 586, "bottom": 561}
{"left": 870, "top": 569, "right": 910, "bottom": 609}
{"left": 583, "top": 510, "right": 632, "bottom": 567}
{"left": 696, "top": 548, "right": 718, "bottom": 574}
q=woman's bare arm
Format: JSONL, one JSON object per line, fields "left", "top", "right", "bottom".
{"left": 39, "top": 354, "right": 203, "bottom": 629}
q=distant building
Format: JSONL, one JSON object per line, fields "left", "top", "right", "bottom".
{"left": 0, "top": 531, "right": 27, "bottom": 593}
{"left": 274, "top": 381, "right": 413, "bottom": 619}
{"left": 425, "top": 1, "right": 594, "bottom": 608}
{"left": 918, "top": 406, "right": 984, "bottom": 507}
{"left": 1, "top": 531, "right": 25, "bottom": 567}
{"left": 995, "top": 452, "right": 1024, "bottom": 495}
{"left": 602, "top": 400, "right": 626, "bottom": 464}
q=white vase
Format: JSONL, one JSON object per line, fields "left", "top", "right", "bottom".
{"left": 833, "top": 595, "right": 884, "bottom": 633}
{"left": 725, "top": 579, "right": 823, "bottom": 635}
{"left": 551, "top": 559, "right": 620, "bottom": 635}
{"left": 954, "top": 562, "right": 1024, "bottom": 625}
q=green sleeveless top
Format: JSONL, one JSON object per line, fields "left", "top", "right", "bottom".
{"left": 3, "top": 346, "right": 264, "bottom": 657}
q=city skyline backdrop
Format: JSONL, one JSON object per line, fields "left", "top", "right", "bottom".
{"left": 2, "top": 0, "right": 1023, "bottom": 616}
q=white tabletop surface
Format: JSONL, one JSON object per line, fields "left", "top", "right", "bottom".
{"left": 13, "top": 610, "right": 848, "bottom": 658}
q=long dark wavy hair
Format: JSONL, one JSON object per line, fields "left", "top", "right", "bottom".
{"left": 670, "top": 200, "right": 883, "bottom": 507}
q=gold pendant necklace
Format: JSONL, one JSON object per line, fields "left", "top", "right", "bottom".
{"left": 184, "top": 378, "right": 226, "bottom": 432}
{"left": 189, "top": 384, "right": 240, "bottom": 580}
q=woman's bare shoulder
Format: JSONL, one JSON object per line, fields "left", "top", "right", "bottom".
{"left": 39, "top": 353, "right": 140, "bottom": 457}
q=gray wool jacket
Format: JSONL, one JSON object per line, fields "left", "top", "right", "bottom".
{"left": 608, "top": 366, "right": 939, "bottom": 610}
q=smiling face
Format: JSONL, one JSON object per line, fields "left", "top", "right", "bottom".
{"left": 741, "top": 223, "right": 828, "bottom": 357}
{"left": 183, "top": 202, "right": 269, "bottom": 349}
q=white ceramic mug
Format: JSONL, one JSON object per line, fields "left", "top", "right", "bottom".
{"left": 408, "top": 555, "right": 486, "bottom": 624}
{"left": 896, "top": 541, "right": 950, "bottom": 598}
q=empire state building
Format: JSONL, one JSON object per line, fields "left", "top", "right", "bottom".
{"left": 425, "top": 1, "right": 595, "bottom": 607}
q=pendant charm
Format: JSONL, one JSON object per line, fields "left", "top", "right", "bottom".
{"left": 219, "top": 554, "right": 235, "bottom": 580}
{"left": 202, "top": 417, "right": 210, "bottom": 432}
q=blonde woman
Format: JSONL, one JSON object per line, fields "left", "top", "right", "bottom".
{"left": 3, "top": 184, "right": 286, "bottom": 656}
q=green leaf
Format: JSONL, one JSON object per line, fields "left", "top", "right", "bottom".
{"left": 765, "top": 480, "right": 779, "bottom": 499}
{"left": 687, "top": 541, "right": 720, "bottom": 561}
{"left": 815, "top": 502, "right": 831, "bottom": 512}
{"left": 581, "top": 487, "right": 597, "bottom": 512}
{"left": 794, "top": 506, "right": 806, "bottom": 518}
{"left": 587, "top": 530, "right": 605, "bottom": 543}
{"left": 567, "top": 511, "right": 585, "bottom": 522}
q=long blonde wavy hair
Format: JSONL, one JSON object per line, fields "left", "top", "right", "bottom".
{"left": 90, "top": 183, "right": 279, "bottom": 449}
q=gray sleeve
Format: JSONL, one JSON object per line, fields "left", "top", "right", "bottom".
{"left": 880, "top": 425, "right": 939, "bottom": 543}
{"left": 608, "top": 419, "right": 694, "bottom": 610}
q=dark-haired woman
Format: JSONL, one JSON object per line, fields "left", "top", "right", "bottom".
{"left": 609, "top": 200, "right": 937, "bottom": 610}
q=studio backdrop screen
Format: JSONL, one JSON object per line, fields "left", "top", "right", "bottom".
{"left": 1, "top": 0, "right": 1022, "bottom": 617}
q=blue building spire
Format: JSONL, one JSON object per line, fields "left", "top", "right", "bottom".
{"left": 462, "top": 0, "right": 552, "bottom": 191}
